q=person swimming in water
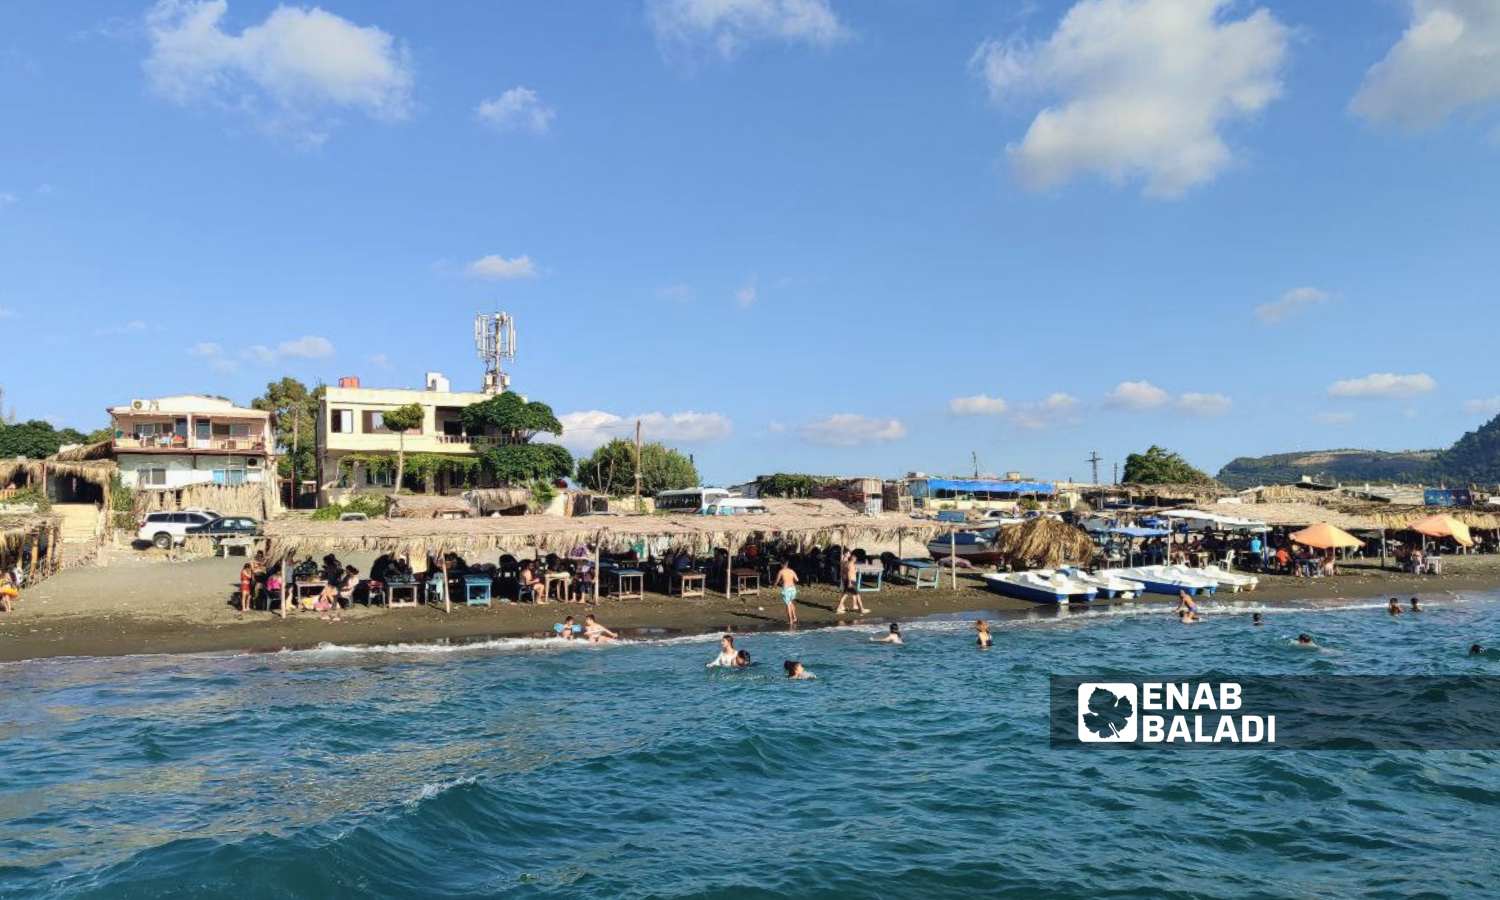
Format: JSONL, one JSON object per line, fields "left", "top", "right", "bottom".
{"left": 1178, "top": 608, "right": 1199, "bottom": 624}
{"left": 1176, "top": 589, "right": 1198, "bottom": 617}
{"left": 783, "top": 660, "right": 814, "bottom": 679}
{"left": 707, "top": 634, "right": 738, "bottom": 668}
{"left": 975, "top": 619, "right": 992, "bottom": 649}
{"left": 1388, "top": 597, "right": 1403, "bottom": 616}
{"left": 732, "top": 649, "right": 752, "bottom": 669}
{"left": 583, "top": 614, "right": 618, "bottom": 643}
{"left": 1252, "top": 613, "right": 1263, "bottom": 626}
{"left": 1296, "top": 633, "right": 1315, "bottom": 647}
{"left": 1409, "top": 597, "right": 1422, "bottom": 612}
{"left": 1470, "top": 643, "right": 1484, "bottom": 656}
{"left": 872, "top": 623, "right": 903, "bottom": 644}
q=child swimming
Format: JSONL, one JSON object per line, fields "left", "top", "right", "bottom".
{"left": 707, "top": 635, "right": 738, "bottom": 668}
{"left": 732, "top": 649, "right": 752, "bottom": 669}
{"left": 975, "top": 619, "right": 992, "bottom": 649}
{"left": 783, "top": 660, "right": 814, "bottom": 680}
{"left": 1388, "top": 598, "right": 1403, "bottom": 616}
{"left": 1295, "top": 633, "right": 1317, "bottom": 648}
{"left": 872, "top": 623, "right": 903, "bottom": 644}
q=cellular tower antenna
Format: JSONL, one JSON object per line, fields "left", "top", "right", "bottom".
{"left": 474, "top": 311, "right": 517, "bottom": 394}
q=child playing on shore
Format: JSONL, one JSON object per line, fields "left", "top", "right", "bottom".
{"left": 557, "top": 615, "right": 578, "bottom": 640}
{"left": 0, "top": 571, "right": 18, "bottom": 613}
{"left": 583, "top": 614, "right": 617, "bottom": 643}
{"left": 775, "top": 561, "right": 799, "bottom": 627}
{"left": 239, "top": 563, "right": 254, "bottom": 614}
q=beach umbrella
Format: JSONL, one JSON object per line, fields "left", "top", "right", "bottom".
{"left": 1289, "top": 522, "right": 1363, "bottom": 550}
{"left": 1409, "top": 514, "right": 1473, "bottom": 547}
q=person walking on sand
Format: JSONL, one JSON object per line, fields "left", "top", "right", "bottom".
{"left": 775, "top": 561, "right": 800, "bottom": 627}
{"left": 834, "top": 550, "right": 866, "bottom": 616}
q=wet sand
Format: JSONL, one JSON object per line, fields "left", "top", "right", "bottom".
{"left": 4, "top": 548, "right": 1499, "bottom": 662}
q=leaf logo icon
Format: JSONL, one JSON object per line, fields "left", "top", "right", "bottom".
{"left": 1075, "top": 683, "right": 1138, "bottom": 742}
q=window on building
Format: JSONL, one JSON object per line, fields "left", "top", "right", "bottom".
{"left": 362, "top": 411, "right": 390, "bottom": 433}
{"left": 141, "top": 468, "right": 167, "bottom": 487}
{"left": 363, "top": 465, "right": 392, "bottom": 487}
{"left": 212, "top": 423, "right": 251, "bottom": 438}
{"left": 212, "top": 468, "right": 247, "bottom": 486}
{"left": 331, "top": 409, "right": 354, "bottom": 433}
{"left": 442, "top": 419, "right": 464, "bottom": 437}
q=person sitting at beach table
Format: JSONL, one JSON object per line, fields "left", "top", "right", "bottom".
{"left": 975, "top": 619, "right": 992, "bottom": 649}
{"left": 583, "top": 614, "right": 617, "bottom": 644}
{"left": 784, "top": 660, "right": 814, "bottom": 680}
{"left": 708, "top": 635, "right": 738, "bottom": 667}
{"left": 834, "top": 550, "right": 866, "bottom": 616}
{"left": 872, "top": 623, "right": 903, "bottom": 644}
{"left": 1388, "top": 597, "right": 1403, "bottom": 616}
{"left": 519, "top": 562, "right": 543, "bottom": 602}
{"left": 775, "top": 561, "right": 800, "bottom": 627}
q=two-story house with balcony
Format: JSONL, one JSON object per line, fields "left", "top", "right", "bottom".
{"left": 108, "top": 395, "right": 274, "bottom": 491}
{"left": 317, "top": 372, "right": 504, "bottom": 501}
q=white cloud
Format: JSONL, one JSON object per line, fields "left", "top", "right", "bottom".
{"left": 1106, "top": 380, "right": 1169, "bottom": 410}
{"left": 188, "top": 340, "right": 239, "bottom": 373}
{"left": 1313, "top": 411, "right": 1356, "bottom": 425}
{"left": 1255, "top": 286, "right": 1333, "bottom": 324}
{"left": 242, "top": 334, "right": 335, "bottom": 365}
{"left": 368, "top": 352, "right": 391, "bottom": 369}
{"left": 647, "top": 0, "right": 848, "bottom": 58}
{"left": 144, "top": 0, "right": 413, "bottom": 144}
{"left": 1328, "top": 372, "right": 1437, "bottom": 398}
{"left": 766, "top": 420, "right": 787, "bottom": 433}
{"left": 190, "top": 341, "right": 223, "bottom": 357}
{"left": 475, "top": 86, "right": 555, "bottom": 135}
{"left": 0, "top": 192, "right": 15, "bottom": 207}
{"left": 734, "top": 280, "right": 757, "bottom": 308}
{"left": 1177, "top": 392, "right": 1232, "bottom": 416}
{"left": 1351, "top": 0, "right": 1500, "bottom": 131}
{"left": 949, "top": 394, "right": 1009, "bottom": 416}
{"left": 1011, "top": 392, "right": 1080, "bottom": 430}
{"left": 556, "top": 409, "right": 733, "bottom": 452}
{"left": 1463, "top": 396, "right": 1500, "bottom": 416}
{"left": 973, "top": 0, "right": 1289, "bottom": 198}
{"left": 466, "top": 254, "right": 537, "bottom": 280}
{"left": 799, "top": 413, "right": 906, "bottom": 447}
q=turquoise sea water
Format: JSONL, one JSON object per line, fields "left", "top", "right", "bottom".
{"left": 4, "top": 593, "right": 1500, "bottom": 898}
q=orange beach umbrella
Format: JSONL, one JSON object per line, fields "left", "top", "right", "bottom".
{"left": 1289, "top": 522, "right": 1364, "bottom": 550}
{"left": 1409, "top": 514, "right": 1473, "bottom": 547}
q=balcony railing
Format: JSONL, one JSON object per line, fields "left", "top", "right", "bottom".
{"left": 115, "top": 436, "right": 268, "bottom": 453}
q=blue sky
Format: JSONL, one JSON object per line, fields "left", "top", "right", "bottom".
{"left": 2, "top": 0, "right": 1499, "bottom": 484}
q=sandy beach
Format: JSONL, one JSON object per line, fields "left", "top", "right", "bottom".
{"left": 3, "top": 546, "right": 1498, "bottom": 662}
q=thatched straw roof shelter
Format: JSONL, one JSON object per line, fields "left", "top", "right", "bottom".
{"left": 389, "top": 494, "right": 473, "bottom": 519}
{"left": 465, "top": 487, "right": 532, "bottom": 515}
{"left": 54, "top": 440, "right": 114, "bottom": 463}
{"left": 1223, "top": 500, "right": 1500, "bottom": 532}
{"left": 263, "top": 502, "right": 944, "bottom": 562}
{"left": 1, "top": 513, "right": 59, "bottom": 575}
{"left": 0, "top": 458, "right": 27, "bottom": 486}
{"left": 995, "top": 517, "right": 1094, "bottom": 569}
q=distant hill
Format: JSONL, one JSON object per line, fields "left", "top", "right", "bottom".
{"left": 1217, "top": 414, "right": 1500, "bottom": 488}
{"left": 1217, "top": 449, "right": 1438, "bottom": 489}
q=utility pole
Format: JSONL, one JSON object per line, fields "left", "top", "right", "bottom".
{"left": 291, "top": 410, "right": 300, "bottom": 509}
{"left": 1087, "top": 450, "right": 1101, "bottom": 486}
{"left": 1113, "top": 462, "right": 1119, "bottom": 485}
{"left": 633, "top": 419, "right": 643, "bottom": 513}
{"left": 972, "top": 451, "right": 979, "bottom": 478}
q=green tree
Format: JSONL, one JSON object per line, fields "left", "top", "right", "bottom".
{"left": 251, "top": 378, "right": 324, "bottom": 482}
{"left": 459, "top": 391, "right": 563, "bottom": 443}
{"left": 575, "top": 439, "right": 699, "bottom": 497}
{"left": 380, "top": 403, "right": 424, "bottom": 496}
{"left": 480, "top": 442, "right": 574, "bottom": 483}
{"left": 0, "top": 420, "right": 72, "bottom": 458}
{"left": 460, "top": 392, "right": 572, "bottom": 486}
{"left": 1121, "top": 445, "right": 1214, "bottom": 485}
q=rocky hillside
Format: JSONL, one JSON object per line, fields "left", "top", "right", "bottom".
{"left": 1217, "top": 414, "right": 1500, "bottom": 488}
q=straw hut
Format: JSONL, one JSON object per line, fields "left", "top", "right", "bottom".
{"left": 995, "top": 517, "right": 1094, "bottom": 569}
{"left": 0, "top": 513, "right": 62, "bottom": 581}
{"left": 389, "top": 494, "right": 474, "bottom": 519}
{"left": 465, "top": 487, "right": 533, "bottom": 516}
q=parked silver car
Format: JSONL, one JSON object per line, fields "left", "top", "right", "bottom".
{"left": 137, "top": 510, "right": 217, "bottom": 549}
